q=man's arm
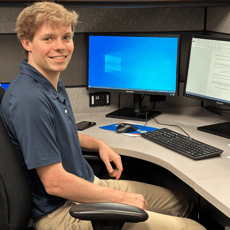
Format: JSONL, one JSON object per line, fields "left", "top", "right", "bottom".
{"left": 78, "top": 133, "right": 123, "bottom": 180}
{"left": 36, "top": 162, "right": 147, "bottom": 210}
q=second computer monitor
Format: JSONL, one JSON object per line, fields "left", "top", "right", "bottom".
{"left": 184, "top": 35, "right": 230, "bottom": 138}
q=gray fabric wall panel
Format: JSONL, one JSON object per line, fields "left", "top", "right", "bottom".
{"left": 0, "top": 7, "right": 22, "bottom": 33}
{"left": 0, "top": 34, "right": 86, "bottom": 86}
{"left": 207, "top": 7, "right": 230, "bottom": 34}
{"left": 0, "top": 7, "right": 205, "bottom": 33}
{"left": 73, "top": 7, "right": 204, "bottom": 32}
{"left": 0, "top": 34, "right": 25, "bottom": 83}
{"left": 60, "top": 34, "right": 87, "bottom": 86}
{"left": 0, "top": 6, "right": 205, "bottom": 85}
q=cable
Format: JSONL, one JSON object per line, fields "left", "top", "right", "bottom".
{"left": 139, "top": 106, "right": 190, "bottom": 137}
{"left": 153, "top": 117, "right": 191, "bottom": 138}
{"left": 138, "top": 106, "right": 190, "bottom": 137}
{"left": 118, "top": 93, "right": 121, "bottom": 110}
{"left": 139, "top": 106, "right": 150, "bottom": 112}
{"left": 141, "top": 94, "right": 145, "bottom": 103}
{"left": 152, "top": 101, "right": 156, "bottom": 110}
{"left": 137, "top": 107, "right": 148, "bottom": 128}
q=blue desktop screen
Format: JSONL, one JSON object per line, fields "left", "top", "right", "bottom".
{"left": 88, "top": 35, "right": 179, "bottom": 95}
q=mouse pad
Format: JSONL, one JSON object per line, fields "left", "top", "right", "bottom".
{"left": 99, "top": 123, "right": 158, "bottom": 136}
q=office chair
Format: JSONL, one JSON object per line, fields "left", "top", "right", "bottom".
{"left": 0, "top": 85, "right": 33, "bottom": 230}
{"left": 0, "top": 86, "right": 148, "bottom": 230}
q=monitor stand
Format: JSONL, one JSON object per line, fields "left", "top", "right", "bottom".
{"left": 106, "top": 108, "right": 161, "bottom": 122}
{"left": 106, "top": 94, "right": 161, "bottom": 122}
{"left": 197, "top": 122, "right": 230, "bottom": 139}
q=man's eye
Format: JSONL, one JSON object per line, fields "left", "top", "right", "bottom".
{"left": 64, "top": 36, "right": 70, "bottom": 40}
{"left": 44, "top": 37, "right": 51, "bottom": 41}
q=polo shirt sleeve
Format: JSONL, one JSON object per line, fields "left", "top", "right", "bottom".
{"left": 11, "top": 90, "right": 62, "bottom": 170}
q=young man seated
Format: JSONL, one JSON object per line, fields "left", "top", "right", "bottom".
{"left": 1, "top": 2, "right": 206, "bottom": 230}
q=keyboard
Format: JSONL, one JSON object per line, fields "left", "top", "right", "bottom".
{"left": 141, "top": 128, "right": 223, "bottom": 160}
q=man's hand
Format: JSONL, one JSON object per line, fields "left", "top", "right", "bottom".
{"left": 98, "top": 141, "right": 123, "bottom": 180}
{"left": 78, "top": 134, "right": 123, "bottom": 180}
{"left": 121, "top": 192, "right": 148, "bottom": 210}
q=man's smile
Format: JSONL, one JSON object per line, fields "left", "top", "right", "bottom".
{"left": 49, "top": 55, "right": 67, "bottom": 60}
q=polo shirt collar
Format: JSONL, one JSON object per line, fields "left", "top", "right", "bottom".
{"left": 20, "top": 59, "right": 65, "bottom": 101}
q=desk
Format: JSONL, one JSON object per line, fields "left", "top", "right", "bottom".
{"left": 74, "top": 107, "right": 230, "bottom": 223}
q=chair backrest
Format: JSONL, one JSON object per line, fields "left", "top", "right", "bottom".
{"left": 0, "top": 86, "right": 32, "bottom": 230}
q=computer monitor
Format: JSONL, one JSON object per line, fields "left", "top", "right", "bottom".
{"left": 184, "top": 35, "right": 230, "bottom": 139}
{"left": 87, "top": 34, "right": 180, "bottom": 121}
{"left": 0, "top": 83, "right": 10, "bottom": 90}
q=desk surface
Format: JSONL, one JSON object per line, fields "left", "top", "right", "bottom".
{"left": 74, "top": 107, "right": 230, "bottom": 218}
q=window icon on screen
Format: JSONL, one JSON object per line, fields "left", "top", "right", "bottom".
{"left": 105, "top": 55, "right": 121, "bottom": 72}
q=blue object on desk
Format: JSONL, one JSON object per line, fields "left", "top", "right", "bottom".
{"left": 100, "top": 123, "right": 158, "bottom": 136}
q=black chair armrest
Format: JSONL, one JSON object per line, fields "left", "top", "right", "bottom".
{"left": 70, "top": 202, "right": 148, "bottom": 229}
{"left": 83, "top": 155, "right": 102, "bottom": 161}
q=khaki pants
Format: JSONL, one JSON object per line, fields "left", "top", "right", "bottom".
{"left": 34, "top": 177, "right": 206, "bottom": 230}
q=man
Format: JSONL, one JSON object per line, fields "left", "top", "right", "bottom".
{"left": 1, "top": 2, "right": 206, "bottom": 230}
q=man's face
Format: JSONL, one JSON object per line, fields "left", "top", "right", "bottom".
{"left": 25, "top": 22, "right": 74, "bottom": 80}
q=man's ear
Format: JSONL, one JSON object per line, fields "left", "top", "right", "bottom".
{"left": 21, "top": 38, "right": 31, "bottom": 53}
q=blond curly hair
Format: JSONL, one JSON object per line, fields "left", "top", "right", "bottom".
{"left": 15, "top": 1, "right": 78, "bottom": 55}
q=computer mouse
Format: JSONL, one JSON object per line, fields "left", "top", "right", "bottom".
{"left": 116, "top": 123, "right": 138, "bottom": 133}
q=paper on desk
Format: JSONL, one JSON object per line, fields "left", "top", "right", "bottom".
{"left": 99, "top": 122, "right": 158, "bottom": 137}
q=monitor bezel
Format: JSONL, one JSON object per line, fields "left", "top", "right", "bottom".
{"left": 184, "top": 34, "right": 230, "bottom": 108}
{"left": 86, "top": 33, "right": 181, "bottom": 97}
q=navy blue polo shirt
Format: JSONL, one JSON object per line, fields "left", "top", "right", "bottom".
{"left": 1, "top": 60, "right": 94, "bottom": 219}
